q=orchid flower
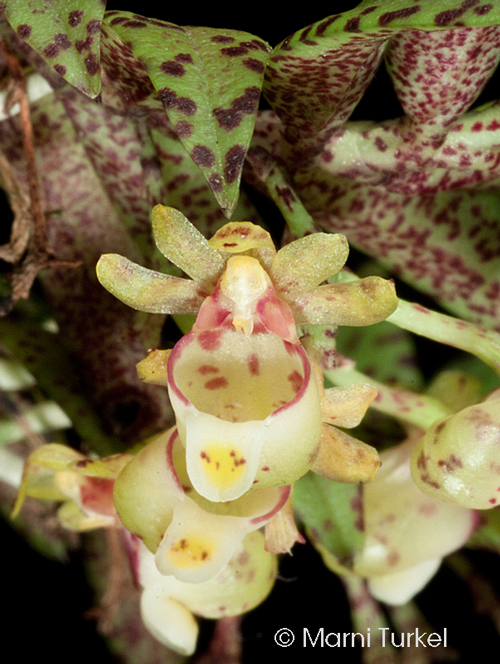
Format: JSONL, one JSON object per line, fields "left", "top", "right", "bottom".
{"left": 312, "top": 437, "right": 479, "bottom": 606}
{"left": 97, "top": 205, "right": 397, "bottom": 502}
{"left": 13, "top": 443, "right": 131, "bottom": 531}
{"left": 128, "top": 530, "right": 277, "bottom": 656}
{"left": 113, "top": 426, "right": 289, "bottom": 582}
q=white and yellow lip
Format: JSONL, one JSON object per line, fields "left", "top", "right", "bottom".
{"left": 153, "top": 429, "right": 289, "bottom": 582}
{"left": 167, "top": 326, "right": 321, "bottom": 502}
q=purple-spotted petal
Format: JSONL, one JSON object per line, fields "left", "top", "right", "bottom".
{"left": 168, "top": 326, "right": 321, "bottom": 501}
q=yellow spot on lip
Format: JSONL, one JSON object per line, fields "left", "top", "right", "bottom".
{"left": 200, "top": 442, "right": 247, "bottom": 490}
{"left": 168, "top": 535, "right": 213, "bottom": 568}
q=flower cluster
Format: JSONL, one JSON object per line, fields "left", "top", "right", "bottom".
{"left": 16, "top": 206, "right": 400, "bottom": 654}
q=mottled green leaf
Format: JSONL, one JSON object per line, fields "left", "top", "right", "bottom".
{"left": 293, "top": 471, "right": 364, "bottom": 568}
{"left": 0, "top": 315, "right": 118, "bottom": 455}
{"left": 103, "top": 12, "right": 271, "bottom": 217}
{"left": 4, "top": 0, "right": 105, "bottom": 99}
{"left": 150, "top": 126, "right": 264, "bottom": 239}
{"left": 336, "top": 320, "right": 424, "bottom": 392}
{"left": 265, "top": 1, "right": 500, "bottom": 158}
{"left": 0, "top": 92, "right": 173, "bottom": 444}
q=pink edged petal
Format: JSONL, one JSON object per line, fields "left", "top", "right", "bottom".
{"left": 168, "top": 326, "right": 321, "bottom": 501}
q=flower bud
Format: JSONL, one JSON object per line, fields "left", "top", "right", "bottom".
{"left": 411, "top": 397, "right": 500, "bottom": 509}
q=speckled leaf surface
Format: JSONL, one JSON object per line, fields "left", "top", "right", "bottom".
{"left": 0, "top": 92, "right": 173, "bottom": 442}
{"left": 103, "top": 11, "right": 271, "bottom": 217}
{"left": 3, "top": 0, "right": 105, "bottom": 99}
{"left": 264, "top": 0, "right": 500, "bottom": 159}
{"left": 149, "top": 122, "right": 264, "bottom": 239}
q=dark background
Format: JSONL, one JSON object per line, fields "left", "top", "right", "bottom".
{"left": 4, "top": 2, "right": 500, "bottom": 663}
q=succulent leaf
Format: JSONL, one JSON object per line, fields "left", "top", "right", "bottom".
{"left": 103, "top": 12, "right": 271, "bottom": 217}
{"left": 4, "top": 0, "right": 105, "bottom": 99}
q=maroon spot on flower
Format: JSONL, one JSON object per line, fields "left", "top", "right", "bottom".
{"left": 248, "top": 354, "right": 259, "bottom": 376}
{"left": 175, "top": 53, "right": 193, "bottom": 64}
{"left": 208, "top": 173, "right": 223, "bottom": 193}
{"left": 287, "top": 370, "right": 303, "bottom": 394}
{"left": 17, "top": 24, "right": 32, "bottom": 39}
{"left": 490, "top": 497, "right": 497, "bottom": 504}
{"left": 230, "top": 450, "right": 246, "bottom": 466}
{"left": 160, "top": 60, "right": 185, "bottom": 76}
{"left": 68, "top": 10, "right": 84, "bottom": 27}
{"left": 200, "top": 450, "right": 211, "bottom": 463}
{"left": 197, "top": 329, "right": 223, "bottom": 351}
{"left": 323, "top": 519, "right": 334, "bottom": 531}
{"left": 261, "top": 466, "right": 270, "bottom": 472}
{"left": 224, "top": 145, "right": 246, "bottom": 184}
{"left": 374, "top": 136, "right": 388, "bottom": 152}
{"left": 86, "top": 19, "right": 101, "bottom": 34}
{"left": 378, "top": 6, "right": 421, "bottom": 25}
{"left": 344, "top": 17, "right": 361, "bottom": 32}
{"left": 175, "top": 120, "right": 193, "bottom": 138}
{"left": 204, "top": 376, "right": 229, "bottom": 390}
{"left": 243, "top": 58, "right": 265, "bottom": 74}
{"left": 84, "top": 53, "right": 99, "bottom": 75}
{"left": 487, "top": 119, "right": 500, "bottom": 130}
{"left": 471, "top": 121, "right": 483, "bottom": 132}
{"left": 191, "top": 144, "right": 216, "bottom": 168}
{"left": 54, "top": 63, "right": 67, "bottom": 76}
{"left": 198, "top": 365, "right": 219, "bottom": 375}
{"left": 387, "top": 550, "right": 400, "bottom": 567}
{"left": 211, "top": 35, "right": 235, "bottom": 43}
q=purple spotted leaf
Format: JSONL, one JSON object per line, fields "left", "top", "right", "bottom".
{"left": 264, "top": 1, "right": 500, "bottom": 160}
{"left": 149, "top": 120, "right": 264, "bottom": 239}
{"left": 102, "top": 12, "right": 271, "bottom": 217}
{"left": 100, "top": 20, "right": 163, "bottom": 114}
{"left": 292, "top": 122, "right": 500, "bottom": 329}
{"left": 0, "top": 91, "right": 173, "bottom": 442}
{"left": 3, "top": 0, "right": 105, "bottom": 99}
